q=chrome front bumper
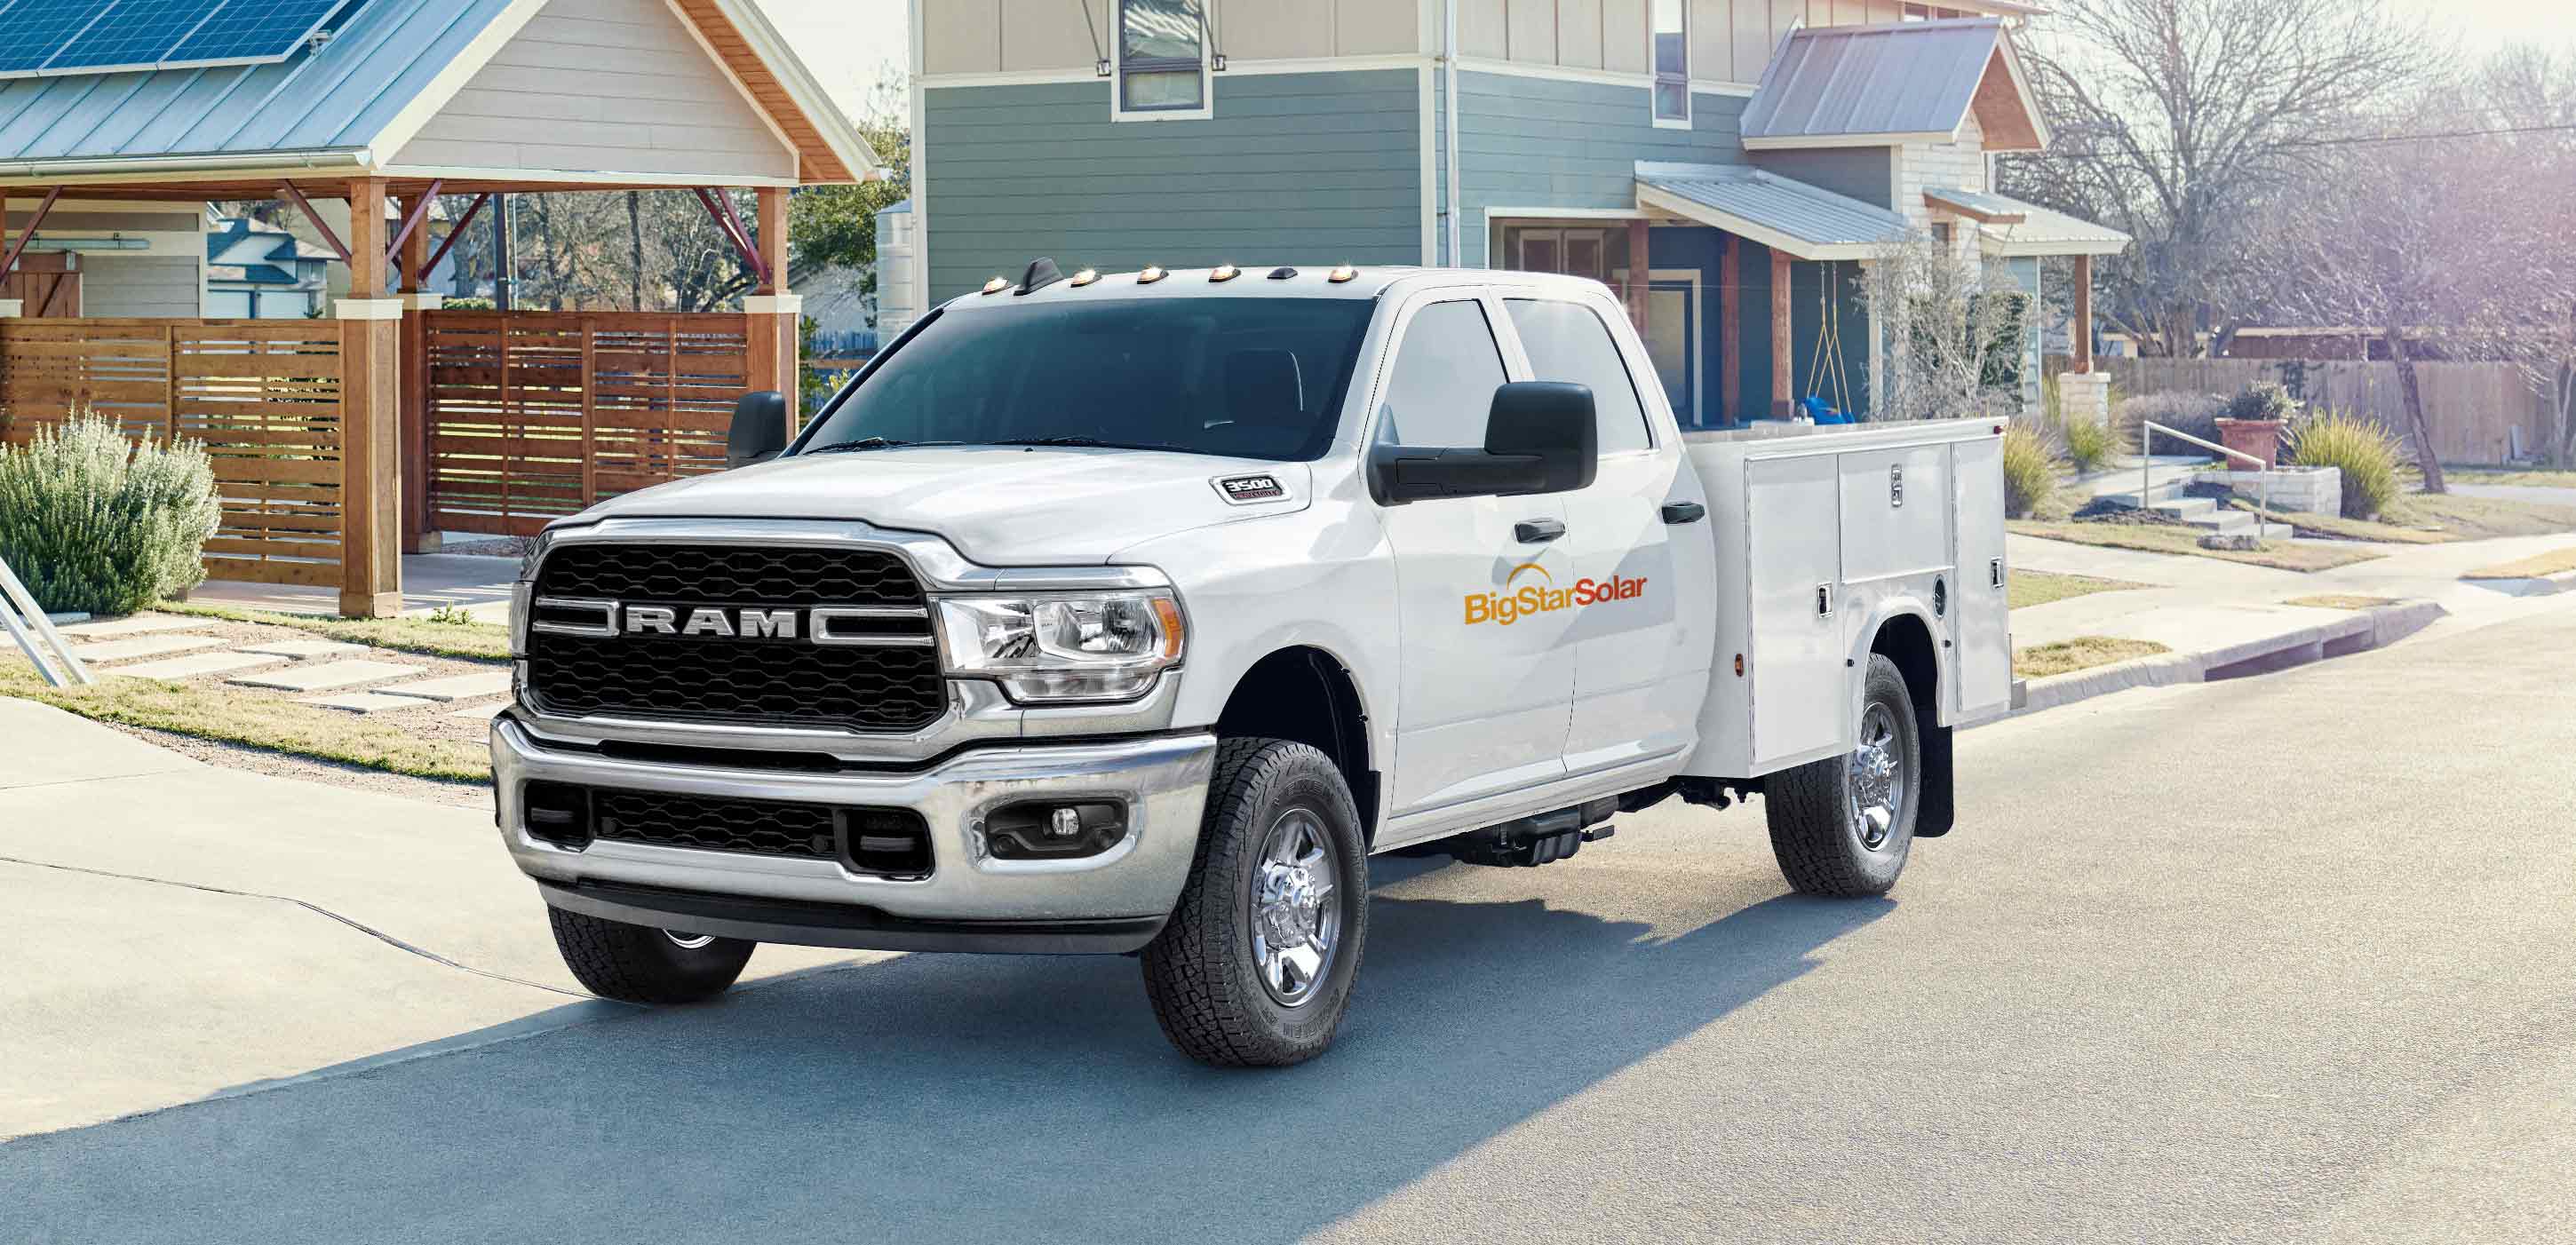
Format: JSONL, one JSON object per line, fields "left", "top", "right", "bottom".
{"left": 490, "top": 717, "right": 1217, "bottom": 954}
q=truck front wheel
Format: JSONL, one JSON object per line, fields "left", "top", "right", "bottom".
{"left": 547, "top": 908, "right": 754, "bottom": 1004}
{"left": 1764, "top": 653, "right": 1920, "bottom": 897}
{"left": 1142, "top": 738, "right": 1369, "bottom": 1067}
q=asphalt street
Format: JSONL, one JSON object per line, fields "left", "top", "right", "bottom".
{"left": 5, "top": 603, "right": 2574, "bottom": 1243}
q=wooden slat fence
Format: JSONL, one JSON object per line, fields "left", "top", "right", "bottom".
{"left": 0, "top": 319, "right": 347, "bottom": 587}
{"left": 422, "top": 311, "right": 751, "bottom": 536}
{"left": 2055, "top": 355, "right": 2551, "bottom": 466}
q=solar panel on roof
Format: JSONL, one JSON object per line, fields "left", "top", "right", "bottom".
{"left": 0, "top": 0, "right": 363, "bottom": 79}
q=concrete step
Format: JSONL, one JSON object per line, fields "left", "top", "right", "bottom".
{"left": 2153, "top": 497, "right": 2220, "bottom": 521}
{"left": 2194, "top": 509, "right": 2254, "bottom": 535}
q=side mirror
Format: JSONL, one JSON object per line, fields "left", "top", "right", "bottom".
{"left": 1483, "top": 381, "right": 1596, "bottom": 494}
{"left": 727, "top": 391, "right": 789, "bottom": 469}
{"left": 1367, "top": 381, "right": 1597, "bottom": 504}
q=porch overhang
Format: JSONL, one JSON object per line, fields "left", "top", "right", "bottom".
{"left": 1968, "top": 196, "right": 2133, "bottom": 257}
{"left": 1634, "top": 163, "right": 1908, "bottom": 262}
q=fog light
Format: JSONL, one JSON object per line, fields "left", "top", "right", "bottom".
{"left": 521, "top": 781, "right": 592, "bottom": 850}
{"left": 986, "top": 800, "right": 1127, "bottom": 860}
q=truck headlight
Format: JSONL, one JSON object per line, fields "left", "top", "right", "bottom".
{"left": 934, "top": 591, "right": 1185, "bottom": 703}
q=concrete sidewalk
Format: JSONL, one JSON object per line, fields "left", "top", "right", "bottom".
{"left": 0, "top": 700, "right": 866, "bottom": 1139}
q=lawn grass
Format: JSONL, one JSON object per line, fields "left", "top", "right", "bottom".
{"left": 2013, "top": 636, "right": 2172, "bottom": 679}
{"left": 157, "top": 601, "right": 512, "bottom": 662}
{"left": 2008, "top": 519, "right": 2384, "bottom": 572}
{"left": 2448, "top": 467, "right": 2576, "bottom": 488}
{"left": 2461, "top": 546, "right": 2576, "bottom": 581}
{"left": 0, "top": 662, "right": 490, "bottom": 781}
{"left": 2283, "top": 594, "right": 2400, "bottom": 610}
{"left": 2007, "top": 569, "right": 2151, "bottom": 609}
{"left": 2237, "top": 493, "right": 2576, "bottom": 544}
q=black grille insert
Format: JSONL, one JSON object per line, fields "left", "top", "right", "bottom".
{"left": 527, "top": 543, "right": 947, "bottom": 733}
{"left": 549, "top": 785, "right": 934, "bottom": 877}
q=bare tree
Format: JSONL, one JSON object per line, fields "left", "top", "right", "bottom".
{"left": 2458, "top": 46, "right": 2576, "bottom": 467}
{"left": 1858, "top": 232, "right": 2028, "bottom": 422}
{"left": 2001, "top": 0, "right": 2429, "bottom": 358}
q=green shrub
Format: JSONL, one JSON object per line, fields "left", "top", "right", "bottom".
{"left": 2115, "top": 390, "right": 2226, "bottom": 452}
{"left": 2288, "top": 409, "right": 2404, "bottom": 519}
{"left": 2002, "top": 422, "right": 2062, "bottom": 519}
{"left": 0, "top": 413, "right": 220, "bottom": 615}
{"left": 2062, "top": 413, "right": 2118, "bottom": 473}
{"left": 2226, "top": 380, "right": 2301, "bottom": 424}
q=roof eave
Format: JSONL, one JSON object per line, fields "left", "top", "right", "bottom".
{"left": 0, "top": 147, "right": 375, "bottom": 186}
{"left": 705, "top": 0, "right": 881, "bottom": 184}
{"left": 1635, "top": 183, "right": 1890, "bottom": 262}
{"left": 1743, "top": 132, "right": 1949, "bottom": 150}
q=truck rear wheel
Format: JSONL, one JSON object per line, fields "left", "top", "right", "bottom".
{"left": 1764, "top": 653, "right": 1920, "bottom": 897}
{"left": 1141, "top": 738, "right": 1368, "bottom": 1067}
{"left": 547, "top": 907, "right": 754, "bottom": 1004}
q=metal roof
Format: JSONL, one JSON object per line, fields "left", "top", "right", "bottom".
{"left": 1975, "top": 195, "right": 2133, "bottom": 257}
{"left": 1634, "top": 162, "right": 1910, "bottom": 261}
{"left": 1922, "top": 186, "right": 2027, "bottom": 223}
{"left": 1739, "top": 18, "right": 2045, "bottom": 151}
{"left": 0, "top": 0, "right": 513, "bottom": 172}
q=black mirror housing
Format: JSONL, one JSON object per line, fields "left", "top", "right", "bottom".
{"left": 727, "top": 391, "right": 790, "bottom": 469}
{"left": 1484, "top": 381, "right": 1596, "bottom": 494}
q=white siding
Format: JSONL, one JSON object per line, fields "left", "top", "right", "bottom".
{"left": 925, "top": 0, "right": 1426, "bottom": 76}
{"left": 82, "top": 257, "right": 200, "bottom": 318}
{"left": 1894, "top": 108, "right": 1985, "bottom": 228}
{"left": 392, "top": 0, "right": 795, "bottom": 181}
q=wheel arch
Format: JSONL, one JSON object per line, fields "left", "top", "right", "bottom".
{"left": 1861, "top": 607, "right": 1954, "bottom": 840}
{"left": 1213, "top": 646, "right": 1380, "bottom": 843}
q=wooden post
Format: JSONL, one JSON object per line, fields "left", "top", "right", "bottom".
{"left": 1720, "top": 234, "right": 1741, "bottom": 425}
{"left": 2071, "top": 252, "right": 2095, "bottom": 375}
{"left": 1771, "top": 248, "right": 1794, "bottom": 420}
{"left": 337, "top": 177, "right": 403, "bottom": 618}
{"left": 744, "top": 185, "right": 801, "bottom": 428}
{"left": 395, "top": 194, "right": 439, "bottom": 553}
{"left": 1625, "top": 218, "right": 1650, "bottom": 334}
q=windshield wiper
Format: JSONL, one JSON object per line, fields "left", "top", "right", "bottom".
{"left": 802, "top": 437, "right": 963, "bottom": 456}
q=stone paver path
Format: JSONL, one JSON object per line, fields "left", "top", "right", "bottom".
{"left": 107, "top": 653, "right": 287, "bottom": 681}
{"left": 375, "top": 670, "right": 510, "bottom": 702}
{"left": 235, "top": 638, "right": 366, "bottom": 660}
{"left": 298, "top": 691, "right": 438, "bottom": 715}
{"left": 447, "top": 702, "right": 507, "bottom": 721}
{"left": 63, "top": 635, "right": 226, "bottom": 663}
{"left": 53, "top": 614, "right": 203, "bottom": 640}
{"left": 227, "top": 660, "right": 418, "bottom": 694}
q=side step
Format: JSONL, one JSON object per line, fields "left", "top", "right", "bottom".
{"left": 1425, "top": 797, "right": 1620, "bottom": 868}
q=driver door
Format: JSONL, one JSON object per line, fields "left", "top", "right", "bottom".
{"left": 1371, "top": 293, "right": 1575, "bottom": 815}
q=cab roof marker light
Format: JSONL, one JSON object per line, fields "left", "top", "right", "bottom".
{"left": 981, "top": 276, "right": 1010, "bottom": 295}
{"left": 1069, "top": 267, "right": 1100, "bottom": 287}
{"left": 1328, "top": 264, "right": 1357, "bottom": 283}
{"left": 1266, "top": 266, "right": 1298, "bottom": 280}
{"left": 1210, "top": 263, "right": 1239, "bottom": 282}
{"left": 1138, "top": 265, "right": 1166, "bottom": 284}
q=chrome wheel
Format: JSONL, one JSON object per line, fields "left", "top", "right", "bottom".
{"left": 1250, "top": 807, "right": 1342, "bottom": 1008}
{"left": 1849, "top": 702, "right": 1905, "bottom": 852}
{"left": 664, "top": 930, "right": 716, "bottom": 950}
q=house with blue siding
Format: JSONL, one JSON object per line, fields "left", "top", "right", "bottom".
{"left": 906, "top": 0, "right": 2128, "bottom": 425}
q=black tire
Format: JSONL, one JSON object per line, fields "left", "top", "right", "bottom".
{"left": 547, "top": 907, "right": 754, "bottom": 1004}
{"left": 1764, "top": 653, "right": 1920, "bottom": 898}
{"left": 1141, "top": 738, "right": 1369, "bottom": 1067}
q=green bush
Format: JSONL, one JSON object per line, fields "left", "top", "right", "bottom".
{"left": 2061, "top": 413, "right": 2118, "bottom": 473}
{"left": 2288, "top": 410, "right": 2404, "bottom": 520}
{"left": 2002, "top": 422, "right": 2062, "bottom": 519}
{"left": 2227, "top": 380, "right": 2301, "bottom": 424}
{"left": 0, "top": 413, "right": 220, "bottom": 615}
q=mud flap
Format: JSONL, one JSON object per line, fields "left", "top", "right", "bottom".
{"left": 1914, "top": 718, "right": 1954, "bottom": 838}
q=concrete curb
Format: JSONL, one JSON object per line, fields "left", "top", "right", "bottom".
{"left": 2463, "top": 568, "right": 2576, "bottom": 598}
{"left": 2001, "top": 599, "right": 2448, "bottom": 721}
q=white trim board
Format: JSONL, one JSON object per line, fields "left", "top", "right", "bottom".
{"left": 356, "top": 0, "right": 549, "bottom": 166}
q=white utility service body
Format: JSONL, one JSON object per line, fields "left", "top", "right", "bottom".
{"left": 491, "top": 264, "right": 2011, "bottom": 1066}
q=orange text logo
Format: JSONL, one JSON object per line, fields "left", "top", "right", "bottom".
{"left": 1465, "top": 564, "right": 1650, "bottom": 626}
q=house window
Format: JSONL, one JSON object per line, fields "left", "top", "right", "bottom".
{"left": 1118, "top": 0, "right": 1209, "bottom": 118}
{"left": 1651, "top": 0, "right": 1688, "bottom": 125}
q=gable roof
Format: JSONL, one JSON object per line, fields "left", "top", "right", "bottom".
{"left": 1635, "top": 162, "right": 1911, "bottom": 261}
{"left": 1739, "top": 18, "right": 2047, "bottom": 153}
{"left": 0, "top": 0, "right": 868, "bottom": 188}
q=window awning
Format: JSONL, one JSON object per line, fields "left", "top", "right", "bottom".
{"left": 1634, "top": 162, "right": 1909, "bottom": 261}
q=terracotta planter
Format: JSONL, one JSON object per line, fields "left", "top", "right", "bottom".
{"left": 2214, "top": 417, "right": 2286, "bottom": 469}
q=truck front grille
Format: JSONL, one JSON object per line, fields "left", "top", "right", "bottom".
{"left": 525, "top": 543, "right": 948, "bottom": 733}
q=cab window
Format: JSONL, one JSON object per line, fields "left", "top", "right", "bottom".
{"left": 1504, "top": 298, "right": 1652, "bottom": 454}
{"left": 1374, "top": 299, "right": 1507, "bottom": 448}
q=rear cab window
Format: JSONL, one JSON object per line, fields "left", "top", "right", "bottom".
{"left": 1503, "top": 298, "right": 1654, "bottom": 455}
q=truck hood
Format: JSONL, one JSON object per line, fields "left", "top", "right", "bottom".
{"left": 570, "top": 447, "right": 1311, "bottom": 566}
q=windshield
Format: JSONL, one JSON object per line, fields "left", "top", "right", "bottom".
{"left": 799, "top": 297, "right": 1376, "bottom": 462}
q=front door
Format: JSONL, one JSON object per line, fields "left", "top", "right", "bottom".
{"left": 1496, "top": 289, "right": 1706, "bottom": 777}
{"left": 1372, "top": 293, "right": 1575, "bottom": 814}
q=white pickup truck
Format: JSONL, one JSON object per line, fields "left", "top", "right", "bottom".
{"left": 494, "top": 262, "right": 2012, "bottom": 1067}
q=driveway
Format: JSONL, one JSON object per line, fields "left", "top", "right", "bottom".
{"left": 7, "top": 604, "right": 2576, "bottom": 1241}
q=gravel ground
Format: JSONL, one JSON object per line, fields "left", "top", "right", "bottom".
{"left": 99, "top": 721, "right": 496, "bottom": 810}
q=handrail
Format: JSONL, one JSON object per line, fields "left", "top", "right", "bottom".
{"left": 0, "top": 553, "right": 91, "bottom": 687}
{"left": 2140, "top": 420, "right": 2275, "bottom": 535}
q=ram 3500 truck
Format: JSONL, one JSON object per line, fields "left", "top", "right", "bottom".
{"left": 494, "top": 262, "right": 2012, "bottom": 1067}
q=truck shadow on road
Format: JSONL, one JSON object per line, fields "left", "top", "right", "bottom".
{"left": 9, "top": 875, "right": 1889, "bottom": 1244}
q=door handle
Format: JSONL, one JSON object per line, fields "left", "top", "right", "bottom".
{"left": 1660, "top": 501, "right": 1706, "bottom": 525}
{"left": 1515, "top": 518, "right": 1566, "bottom": 543}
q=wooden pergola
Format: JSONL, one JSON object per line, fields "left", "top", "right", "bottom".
{"left": 0, "top": 0, "right": 872, "bottom": 617}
